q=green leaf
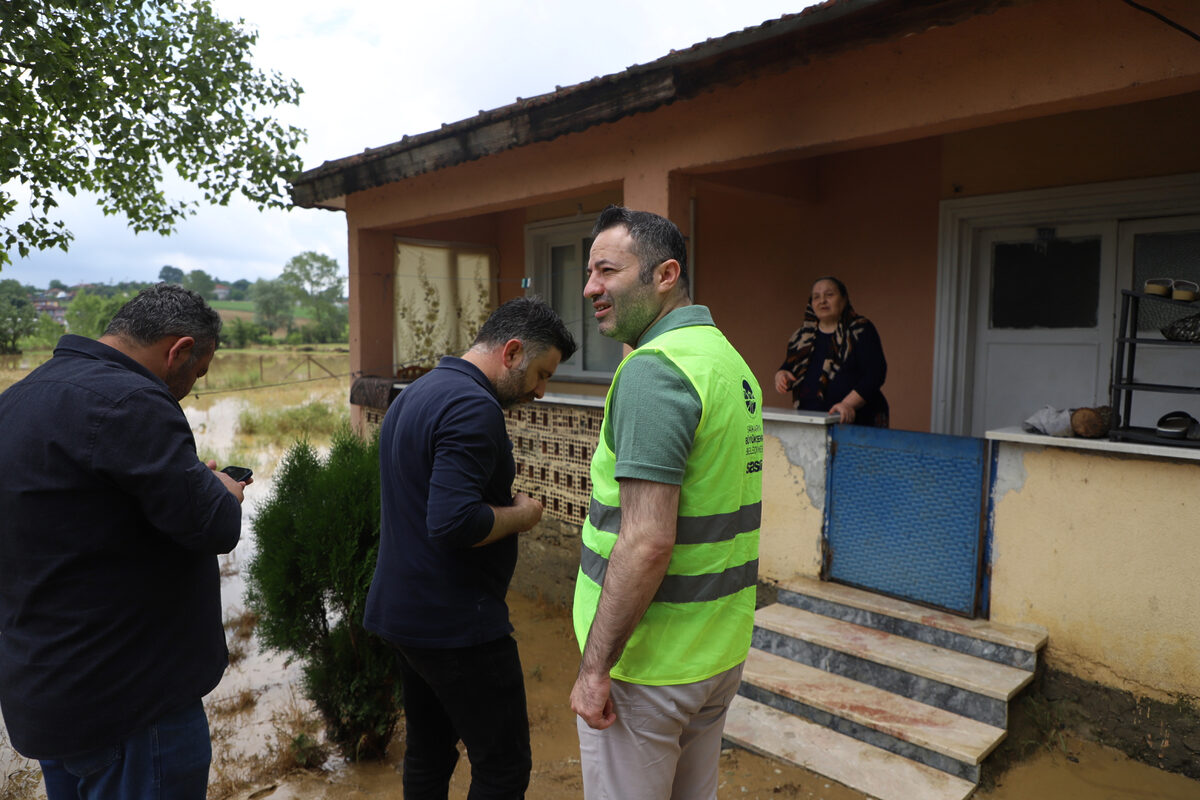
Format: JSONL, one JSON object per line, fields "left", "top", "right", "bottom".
{"left": 0, "top": 0, "right": 305, "bottom": 264}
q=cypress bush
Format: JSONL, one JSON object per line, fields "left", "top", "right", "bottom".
{"left": 245, "top": 425, "right": 402, "bottom": 760}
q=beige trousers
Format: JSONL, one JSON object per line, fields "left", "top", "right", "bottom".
{"left": 576, "top": 662, "right": 744, "bottom": 800}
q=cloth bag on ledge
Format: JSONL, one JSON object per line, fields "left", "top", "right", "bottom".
{"left": 1022, "top": 405, "right": 1074, "bottom": 437}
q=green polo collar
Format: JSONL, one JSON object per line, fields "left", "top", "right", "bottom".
{"left": 638, "top": 305, "right": 715, "bottom": 347}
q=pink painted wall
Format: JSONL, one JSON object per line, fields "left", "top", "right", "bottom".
{"left": 942, "top": 92, "right": 1200, "bottom": 197}
{"left": 694, "top": 139, "right": 941, "bottom": 431}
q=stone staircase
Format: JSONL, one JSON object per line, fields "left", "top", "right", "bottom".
{"left": 724, "top": 576, "right": 1047, "bottom": 800}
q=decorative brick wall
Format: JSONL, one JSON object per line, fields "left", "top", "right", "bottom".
{"left": 506, "top": 402, "right": 603, "bottom": 525}
{"left": 359, "top": 390, "right": 603, "bottom": 527}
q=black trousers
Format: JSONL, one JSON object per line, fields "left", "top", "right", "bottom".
{"left": 394, "top": 634, "right": 532, "bottom": 800}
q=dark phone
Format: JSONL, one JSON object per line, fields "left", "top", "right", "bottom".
{"left": 221, "top": 466, "right": 253, "bottom": 482}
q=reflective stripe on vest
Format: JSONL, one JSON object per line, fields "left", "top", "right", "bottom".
{"left": 580, "top": 545, "right": 760, "bottom": 604}
{"left": 587, "top": 497, "right": 762, "bottom": 545}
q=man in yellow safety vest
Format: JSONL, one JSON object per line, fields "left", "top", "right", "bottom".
{"left": 571, "top": 205, "right": 764, "bottom": 800}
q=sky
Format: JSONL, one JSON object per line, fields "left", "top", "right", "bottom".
{"left": 3, "top": 0, "right": 817, "bottom": 290}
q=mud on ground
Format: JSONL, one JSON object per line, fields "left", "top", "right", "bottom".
{"left": 211, "top": 590, "right": 1200, "bottom": 800}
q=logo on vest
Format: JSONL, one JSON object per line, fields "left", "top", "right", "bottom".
{"left": 742, "top": 379, "right": 757, "bottom": 415}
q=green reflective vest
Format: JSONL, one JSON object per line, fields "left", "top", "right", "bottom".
{"left": 573, "top": 323, "right": 764, "bottom": 685}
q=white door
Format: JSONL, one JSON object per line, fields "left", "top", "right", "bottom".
{"left": 1114, "top": 215, "right": 1200, "bottom": 429}
{"left": 969, "top": 223, "right": 1117, "bottom": 436}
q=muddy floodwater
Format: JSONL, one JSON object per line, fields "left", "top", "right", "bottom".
{"left": 2, "top": 349, "right": 1199, "bottom": 799}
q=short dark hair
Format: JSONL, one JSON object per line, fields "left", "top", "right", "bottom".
{"left": 104, "top": 284, "right": 223, "bottom": 353}
{"left": 473, "top": 297, "right": 577, "bottom": 361}
{"left": 592, "top": 205, "right": 689, "bottom": 288}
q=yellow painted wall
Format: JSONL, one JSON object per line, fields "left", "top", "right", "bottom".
{"left": 759, "top": 420, "right": 828, "bottom": 584}
{"left": 989, "top": 444, "right": 1200, "bottom": 701}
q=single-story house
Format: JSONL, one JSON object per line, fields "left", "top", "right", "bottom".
{"left": 293, "top": 0, "right": 1200, "bottom": 795}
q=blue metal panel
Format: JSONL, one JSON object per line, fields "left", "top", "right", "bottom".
{"left": 826, "top": 426, "right": 986, "bottom": 616}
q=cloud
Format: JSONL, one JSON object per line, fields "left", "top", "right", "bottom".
{"left": 2, "top": 187, "right": 345, "bottom": 288}
{"left": 2, "top": 0, "right": 807, "bottom": 289}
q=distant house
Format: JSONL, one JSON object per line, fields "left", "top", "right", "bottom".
{"left": 212, "top": 284, "right": 231, "bottom": 301}
{"left": 32, "top": 289, "right": 73, "bottom": 327}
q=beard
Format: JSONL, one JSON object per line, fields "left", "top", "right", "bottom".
{"left": 598, "top": 280, "right": 660, "bottom": 346}
{"left": 494, "top": 358, "right": 532, "bottom": 409}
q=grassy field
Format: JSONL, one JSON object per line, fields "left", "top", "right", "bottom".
{"left": 1, "top": 348, "right": 353, "bottom": 482}
{"left": 0, "top": 350, "right": 53, "bottom": 394}
{"left": 209, "top": 300, "right": 256, "bottom": 312}
{"left": 210, "top": 301, "right": 316, "bottom": 326}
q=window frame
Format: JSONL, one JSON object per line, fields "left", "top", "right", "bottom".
{"left": 524, "top": 216, "right": 623, "bottom": 381}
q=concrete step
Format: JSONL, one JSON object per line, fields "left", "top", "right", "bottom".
{"left": 740, "top": 648, "right": 1006, "bottom": 783}
{"left": 753, "top": 604, "right": 1034, "bottom": 727}
{"left": 776, "top": 576, "right": 1047, "bottom": 670}
{"left": 725, "top": 694, "right": 978, "bottom": 800}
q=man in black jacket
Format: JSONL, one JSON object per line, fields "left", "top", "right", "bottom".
{"left": 365, "top": 297, "right": 575, "bottom": 799}
{"left": 0, "top": 284, "right": 250, "bottom": 800}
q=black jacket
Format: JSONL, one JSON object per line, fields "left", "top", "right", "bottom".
{"left": 0, "top": 335, "right": 241, "bottom": 758}
{"left": 364, "top": 357, "right": 518, "bottom": 649}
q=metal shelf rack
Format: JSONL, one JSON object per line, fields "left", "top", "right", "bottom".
{"left": 1109, "top": 289, "right": 1200, "bottom": 449}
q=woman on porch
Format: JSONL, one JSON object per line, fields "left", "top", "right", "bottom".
{"left": 774, "top": 276, "right": 890, "bottom": 427}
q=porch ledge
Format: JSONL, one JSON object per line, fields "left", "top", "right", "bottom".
{"left": 764, "top": 409, "right": 839, "bottom": 425}
{"left": 986, "top": 426, "right": 1200, "bottom": 463}
{"left": 536, "top": 395, "right": 838, "bottom": 426}
{"left": 537, "top": 392, "right": 606, "bottom": 409}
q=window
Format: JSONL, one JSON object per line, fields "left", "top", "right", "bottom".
{"left": 394, "top": 240, "right": 494, "bottom": 371}
{"left": 526, "top": 218, "right": 624, "bottom": 378}
{"left": 989, "top": 235, "right": 1102, "bottom": 329}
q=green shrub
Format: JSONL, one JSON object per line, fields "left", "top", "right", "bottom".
{"left": 244, "top": 426, "right": 401, "bottom": 760}
{"left": 222, "top": 317, "right": 269, "bottom": 349}
{"left": 18, "top": 315, "right": 66, "bottom": 350}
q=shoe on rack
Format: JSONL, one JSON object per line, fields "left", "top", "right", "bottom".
{"left": 1172, "top": 279, "right": 1199, "bottom": 302}
{"left": 1155, "top": 410, "right": 1199, "bottom": 440}
{"left": 1145, "top": 277, "right": 1173, "bottom": 296}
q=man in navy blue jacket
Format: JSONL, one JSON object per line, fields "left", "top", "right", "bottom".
{"left": 365, "top": 297, "right": 575, "bottom": 799}
{"left": 0, "top": 284, "right": 250, "bottom": 800}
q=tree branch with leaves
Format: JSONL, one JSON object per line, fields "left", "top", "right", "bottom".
{"left": 0, "top": 0, "right": 306, "bottom": 266}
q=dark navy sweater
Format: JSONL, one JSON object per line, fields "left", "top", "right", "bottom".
{"left": 364, "top": 357, "right": 518, "bottom": 649}
{"left": 785, "top": 320, "right": 890, "bottom": 426}
{"left": 0, "top": 335, "right": 241, "bottom": 758}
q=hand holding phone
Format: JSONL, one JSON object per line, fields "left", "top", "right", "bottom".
{"left": 220, "top": 465, "right": 253, "bottom": 483}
